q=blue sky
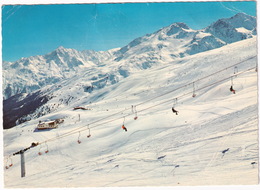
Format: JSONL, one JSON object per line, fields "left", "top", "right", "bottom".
{"left": 2, "top": 1, "right": 256, "bottom": 62}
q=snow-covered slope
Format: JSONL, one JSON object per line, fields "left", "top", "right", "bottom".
{"left": 3, "top": 36, "right": 258, "bottom": 187}
{"left": 2, "top": 13, "right": 256, "bottom": 100}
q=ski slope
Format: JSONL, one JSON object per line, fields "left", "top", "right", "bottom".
{"left": 3, "top": 37, "right": 258, "bottom": 187}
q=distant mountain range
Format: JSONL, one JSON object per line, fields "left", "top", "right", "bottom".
{"left": 2, "top": 13, "right": 256, "bottom": 129}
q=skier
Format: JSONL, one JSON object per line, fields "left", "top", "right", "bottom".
{"left": 230, "top": 86, "right": 236, "bottom": 94}
{"left": 172, "top": 107, "right": 178, "bottom": 115}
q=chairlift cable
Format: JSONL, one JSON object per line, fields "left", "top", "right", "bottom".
{"left": 38, "top": 67, "right": 256, "bottom": 145}
{"left": 38, "top": 66, "right": 256, "bottom": 145}
{"left": 7, "top": 58, "right": 256, "bottom": 157}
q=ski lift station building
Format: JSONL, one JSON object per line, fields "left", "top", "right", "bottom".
{"left": 37, "top": 119, "right": 64, "bottom": 130}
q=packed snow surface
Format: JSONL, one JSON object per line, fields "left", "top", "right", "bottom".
{"left": 3, "top": 37, "right": 258, "bottom": 187}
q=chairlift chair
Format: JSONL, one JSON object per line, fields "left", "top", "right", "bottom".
{"left": 77, "top": 132, "right": 82, "bottom": 144}
{"left": 87, "top": 126, "right": 91, "bottom": 138}
{"left": 5, "top": 156, "right": 13, "bottom": 169}
{"left": 172, "top": 107, "right": 179, "bottom": 115}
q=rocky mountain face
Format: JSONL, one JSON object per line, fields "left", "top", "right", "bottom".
{"left": 2, "top": 13, "right": 256, "bottom": 129}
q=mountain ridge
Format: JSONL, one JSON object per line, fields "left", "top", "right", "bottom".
{"left": 3, "top": 13, "right": 256, "bottom": 100}
{"left": 2, "top": 13, "right": 257, "bottom": 129}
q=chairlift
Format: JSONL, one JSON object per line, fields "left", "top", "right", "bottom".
{"left": 38, "top": 145, "right": 43, "bottom": 155}
{"left": 172, "top": 98, "right": 179, "bottom": 115}
{"left": 45, "top": 142, "right": 49, "bottom": 153}
{"left": 122, "top": 125, "right": 127, "bottom": 132}
{"left": 134, "top": 106, "right": 138, "bottom": 120}
{"left": 230, "top": 77, "right": 236, "bottom": 94}
{"left": 192, "top": 82, "right": 196, "bottom": 98}
{"left": 121, "top": 117, "right": 127, "bottom": 132}
{"left": 172, "top": 107, "right": 179, "bottom": 115}
{"left": 87, "top": 126, "right": 91, "bottom": 138}
{"left": 77, "top": 131, "right": 82, "bottom": 144}
{"left": 234, "top": 66, "right": 238, "bottom": 74}
{"left": 230, "top": 86, "right": 236, "bottom": 94}
{"left": 5, "top": 156, "right": 13, "bottom": 169}
{"left": 37, "top": 143, "right": 49, "bottom": 155}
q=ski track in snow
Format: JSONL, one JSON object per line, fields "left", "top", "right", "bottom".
{"left": 3, "top": 37, "right": 258, "bottom": 187}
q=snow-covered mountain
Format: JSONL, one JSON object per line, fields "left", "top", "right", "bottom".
{"left": 3, "top": 35, "right": 258, "bottom": 187}
{"left": 2, "top": 13, "right": 256, "bottom": 100}
{"left": 2, "top": 47, "right": 117, "bottom": 99}
{"left": 205, "top": 13, "right": 256, "bottom": 43}
{"left": 114, "top": 12, "right": 256, "bottom": 66}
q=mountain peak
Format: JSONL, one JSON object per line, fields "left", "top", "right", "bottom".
{"left": 55, "top": 46, "right": 67, "bottom": 53}
{"left": 172, "top": 22, "right": 190, "bottom": 29}
{"left": 166, "top": 22, "right": 190, "bottom": 36}
{"left": 233, "top": 12, "right": 253, "bottom": 19}
{"left": 56, "top": 46, "right": 66, "bottom": 50}
{"left": 211, "top": 19, "right": 230, "bottom": 29}
{"left": 207, "top": 12, "right": 256, "bottom": 30}
{"left": 224, "top": 12, "right": 256, "bottom": 30}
